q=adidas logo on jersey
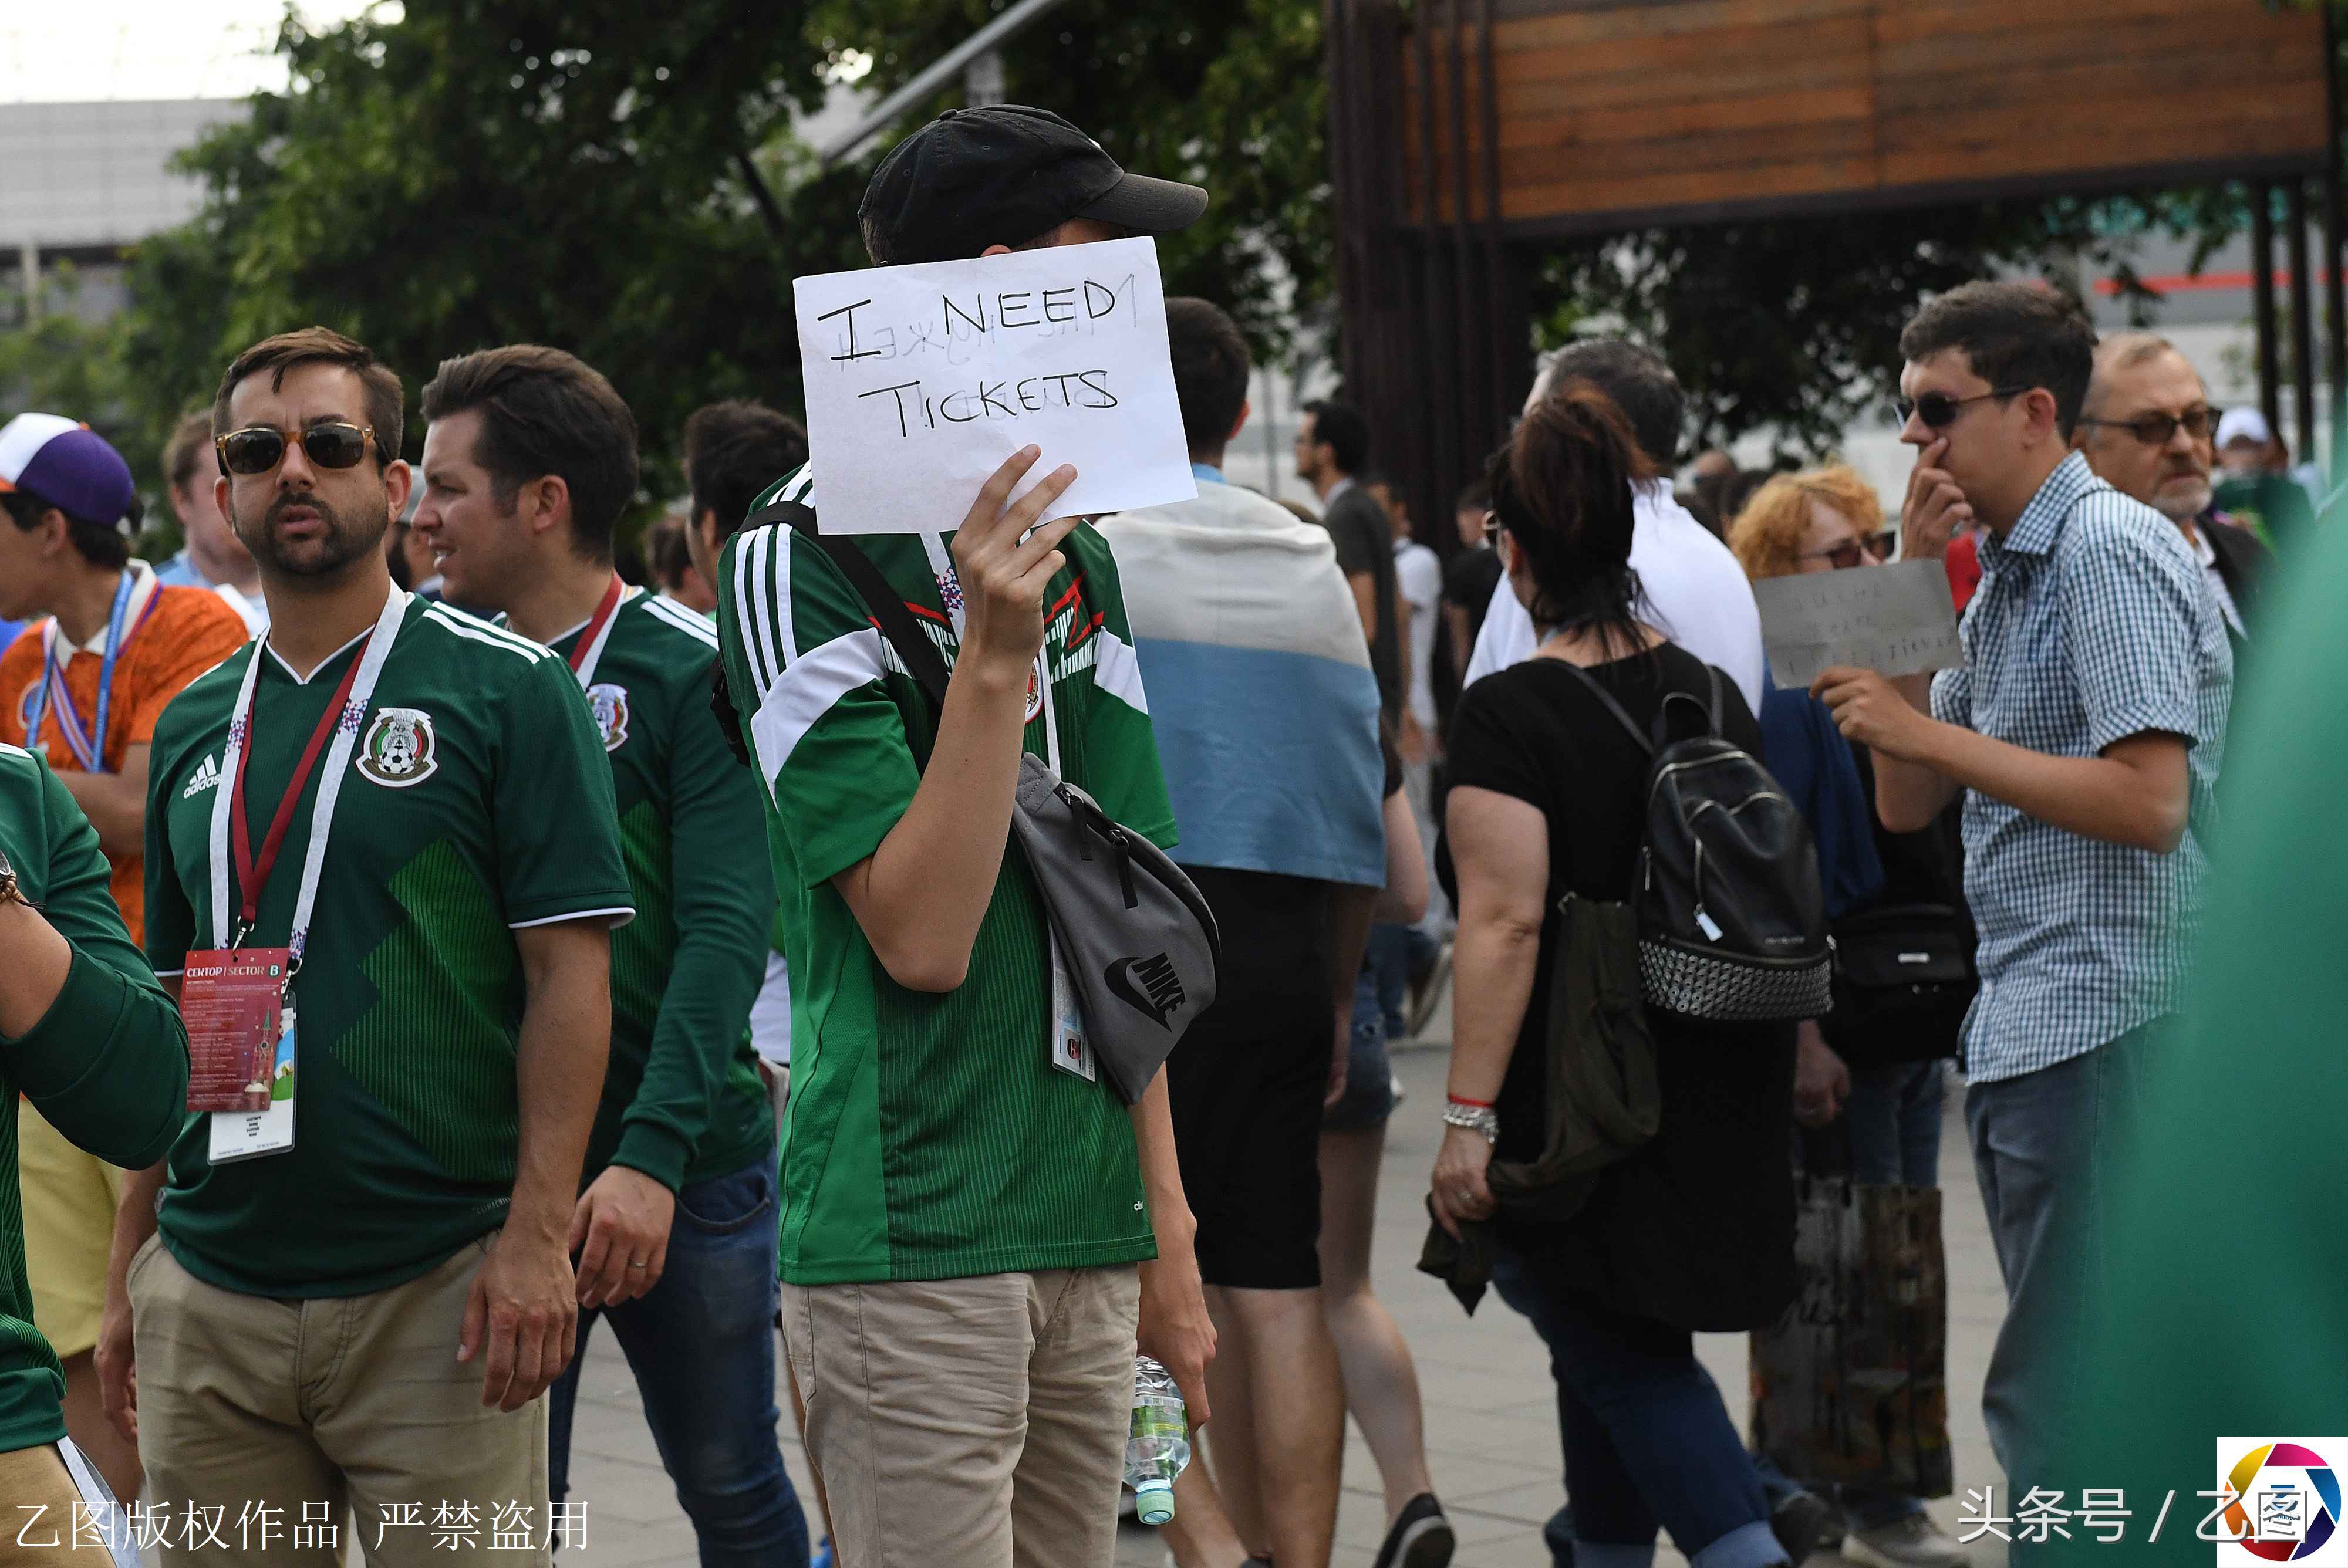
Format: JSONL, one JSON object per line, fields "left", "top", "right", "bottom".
{"left": 181, "top": 754, "right": 224, "bottom": 800}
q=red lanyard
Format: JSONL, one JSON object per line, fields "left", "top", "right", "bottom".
{"left": 566, "top": 575, "right": 628, "bottom": 677}
{"left": 228, "top": 643, "right": 369, "bottom": 934}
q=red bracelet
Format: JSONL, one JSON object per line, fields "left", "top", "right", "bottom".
{"left": 1446, "top": 1093, "right": 1495, "bottom": 1109}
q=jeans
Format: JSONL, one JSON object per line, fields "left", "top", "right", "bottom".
{"left": 1492, "top": 1252, "right": 1789, "bottom": 1568}
{"left": 548, "top": 1154, "right": 810, "bottom": 1568}
{"left": 1364, "top": 922, "right": 1435, "bottom": 1040}
{"left": 1966, "top": 1023, "right": 2163, "bottom": 1500}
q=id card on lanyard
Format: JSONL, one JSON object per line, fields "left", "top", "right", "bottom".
{"left": 25, "top": 567, "right": 155, "bottom": 773}
{"left": 185, "top": 588, "right": 406, "bottom": 1163}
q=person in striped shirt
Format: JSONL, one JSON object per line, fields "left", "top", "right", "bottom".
{"left": 714, "top": 104, "right": 1217, "bottom": 1568}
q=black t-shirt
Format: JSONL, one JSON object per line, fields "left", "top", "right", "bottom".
{"left": 1440, "top": 644, "right": 1797, "bottom": 1332}
{"left": 1443, "top": 546, "right": 1505, "bottom": 651}
{"left": 1321, "top": 485, "right": 1405, "bottom": 721}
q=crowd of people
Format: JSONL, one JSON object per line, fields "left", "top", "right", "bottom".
{"left": 0, "top": 95, "right": 2285, "bottom": 1568}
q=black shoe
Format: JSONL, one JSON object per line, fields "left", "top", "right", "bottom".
{"left": 1373, "top": 1493, "right": 1456, "bottom": 1568}
{"left": 1769, "top": 1489, "right": 1837, "bottom": 1564}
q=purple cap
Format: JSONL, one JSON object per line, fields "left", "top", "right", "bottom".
{"left": 0, "top": 413, "right": 138, "bottom": 531}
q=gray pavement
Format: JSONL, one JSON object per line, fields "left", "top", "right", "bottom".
{"left": 561, "top": 1040, "right": 2009, "bottom": 1567}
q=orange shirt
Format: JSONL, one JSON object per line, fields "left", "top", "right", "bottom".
{"left": 0, "top": 572, "right": 251, "bottom": 944}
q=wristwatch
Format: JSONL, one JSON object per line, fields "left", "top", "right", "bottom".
{"left": 1441, "top": 1101, "right": 1499, "bottom": 1144}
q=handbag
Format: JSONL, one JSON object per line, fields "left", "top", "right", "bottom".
{"left": 1747, "top": 1171, "right": 1954, "bottom": 1498}
{"left": 1820, "top": 901, "right": 1975, "bottom": 1067}
{"left": 751, "top": 501, "right": 1221, "bottom": 1106}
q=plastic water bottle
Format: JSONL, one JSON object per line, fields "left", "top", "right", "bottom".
{"left": 1125, "top": 1355, "right": 1189, "bottom": 1525}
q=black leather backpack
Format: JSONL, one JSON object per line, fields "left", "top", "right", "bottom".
{"left": 1556, "top": 662, "right": 1832, "bottom": 1022}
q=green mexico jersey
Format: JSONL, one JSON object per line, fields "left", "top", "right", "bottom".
{"left": 144, "top": 595, "right": 634, "bottom": 1299}
{"left": 534, "top": 590, "right": 775, "bottom": 1193}
{"left": 0, "top": 744, "right": 185, "bottom": 1452}
{"left": 716, "top": 465, "right": 1178, "bottom": 1285}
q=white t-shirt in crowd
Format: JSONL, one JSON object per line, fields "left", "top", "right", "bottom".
{"left": 1394, "top": 536, "right": 1442, "bottom": 729}
{"left": 747, "top": 949, "right": 792, "bottom": 1067}
{"left": 1464, "top": 479, "right": 1767, "bottom": 714}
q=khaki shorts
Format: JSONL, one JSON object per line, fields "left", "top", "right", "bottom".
{"left": 16, "top": 1098, "right": 124, "bottom": 1360}
{"left": 782, "top": 1265, "right": 1139, "bottom": 1568}
{"left": 129, "top": 1232, "right": 551, "bottom": 1567}
{"left": 0, "top": 1443, "right": 121, "bottom": 1567}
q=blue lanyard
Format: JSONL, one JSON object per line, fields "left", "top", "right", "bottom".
{"left": 26, "top": 569, "right": 136, "bottom": 773}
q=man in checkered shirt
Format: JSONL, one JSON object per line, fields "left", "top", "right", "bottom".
{"left": 1812, "top": 281, "right": 2233, "bottom": 1502}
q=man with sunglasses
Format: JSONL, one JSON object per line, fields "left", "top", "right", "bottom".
{"left": 1812, "top": 282, "right": 2232, "bottom": 1513}
{"left": 98, "top": 327, "right": 633, "bottom": 1564}
{"left": 2074, "top": 333, "right": 2269, "bottom": 643}
{"left": 0, "top": 411, "right": 248, "bottom": 1503}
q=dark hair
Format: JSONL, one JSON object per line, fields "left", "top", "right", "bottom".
{"left": 1487, "top": 380, "right": 1658, "bottom": 658}
{"left": 164, "top": 409, "right": 216, "bottom": 494}
{"left": 2, "top": 488, "right": 138, "bottom": 570}
{"left": 1539, "top": 340, "right": 1684, "bottom": 467}
{"left": 420, "top": 344, "right": 640, "bottom": 562}
{"left": 384, "top": 517, "right": 414, "bottom": 590}
{"left": 1301, "top": 399, "right": 1371, "bottom": 475}
{"left": 1899, "top": 281, "right": 2097, "bottom": 439}
{"left": 215, "top": 327, "right": 403, "bottom": 470}
{"left": 646, "top": 513, "right": 695, "bottom": 590}
{"left": 1453, "top": 479, "right": 1490, "bottom": 515}
{"left": 1165, "top": 297, "right": 1250, "bottom": 455}
{"left": 682, "top": 400, "right": 809, "bottom": 542}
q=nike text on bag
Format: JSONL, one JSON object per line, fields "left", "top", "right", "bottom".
{"left": 1555, "top": 661, "right": 1831, "bottom": 1022}
{"left": 748, "top": 501, "right": 1221, "bottom": 1104}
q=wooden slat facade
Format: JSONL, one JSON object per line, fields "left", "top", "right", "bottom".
{"left": 1399, "top": 0, "right": 2330, "bottom": 237}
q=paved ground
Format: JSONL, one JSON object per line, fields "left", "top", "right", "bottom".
{"left": 562, "top": 1040, "right": 2009, "bottom": 1567}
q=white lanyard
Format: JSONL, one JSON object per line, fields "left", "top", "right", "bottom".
{"left": 206, "top": 587, "right": 409, "bottom": 959}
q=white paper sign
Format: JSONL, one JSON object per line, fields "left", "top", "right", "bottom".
{"left": 791, "top": 236, "right": 1197, "bottom": 535}
{"left": 1752, "top": 559, "right": 1964, "bottom": 690}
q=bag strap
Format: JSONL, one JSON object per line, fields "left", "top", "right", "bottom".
{"left": 745, "top": 501, "right": 954, "bottom": 761}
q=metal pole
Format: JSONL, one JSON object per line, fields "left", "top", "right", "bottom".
{"left": 2291, "top": 178, "right": 2317, "bottom": 462}
{"left": 819, "top": 0, "right": 1072, "bottom": 164}
{"left": 2253, "top": 185, "right": 2282, "bottom": 437}
{"left": 17, "top": 243, "right": 35, "bottom": 324}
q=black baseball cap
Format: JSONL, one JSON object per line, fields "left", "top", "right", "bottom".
{"left": 859, "top": 104, "right": 1209, "bottom": 266}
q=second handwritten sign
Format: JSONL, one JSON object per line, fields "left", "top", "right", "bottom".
{"left": 792, "top": 235, "right": 1196, "bottom": 535}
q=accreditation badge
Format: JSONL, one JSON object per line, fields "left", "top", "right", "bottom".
{"left": 1048, "top": 935, "right": 1096, "bottom": 1084}
{"left": 181, "top": 948, "right": 287, "bottom": 1113}
{"left": 208, "top": 1003, "right": 296, "bottom": 1164}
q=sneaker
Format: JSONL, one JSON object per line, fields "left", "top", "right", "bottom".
{"left": 1767, "top": 1489, "right": 1835, "bottom": 1563}
{"left": 1372, "top": 1493, "right": 1455, "bottom": 1568}
{"left": 1404, "top": 941, "right": 1452, "bottom": 1039}
{"left": 1843, "top": 1513, "right": 1969, "bottom": 1567}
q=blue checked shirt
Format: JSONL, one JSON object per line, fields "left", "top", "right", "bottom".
{"left": 1932, "top": 452, "right": 2233, "bottom": 1082}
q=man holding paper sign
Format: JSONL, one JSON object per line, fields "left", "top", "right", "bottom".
{"left": 719, "top": 106, "right": 1215, "bottom": 1568}
{"left": 1809, "top": 282, "right": 2232, "bottom": 1498}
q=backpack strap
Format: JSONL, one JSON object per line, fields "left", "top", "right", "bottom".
{"left": 744, "top": 499, "right": 953, "bottom": 764}
{"left": 1547, "top": 658, "right": 1655, "bottom": 759}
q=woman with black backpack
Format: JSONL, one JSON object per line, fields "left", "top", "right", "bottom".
{"left": 1432, "top": 386, "right": 1799, "bottom": 1568}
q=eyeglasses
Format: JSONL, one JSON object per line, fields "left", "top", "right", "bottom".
{"left": 1482, "top": 510, "right": 1502, "bottom": 545}
{"left": 215, "top": 422, "right": 380, "bottom": 477}
{"left": 1864, "top": 530, "right": 1896, "bottom": 562}
{"left": 2076, "top": 407, "right": 2217, "bottom": 447}
{"left": 1895, "top": 387, "right": 2029, "bottom": 429}
{"left": 1800, "top": 540, "right": 1869, "bottom": 570}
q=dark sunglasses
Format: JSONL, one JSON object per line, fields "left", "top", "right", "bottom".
{"left": 1800, "top": 539, "right": 1870, "bottom": 571}
{"left": 2076, "top": 407, "right": 2217, "bottom": 447}
{"left": 215, "top": 422, "right": 380, "bottom": 477}
{"left": 1895, "top": 387, "right": 2028, "bottom": 429}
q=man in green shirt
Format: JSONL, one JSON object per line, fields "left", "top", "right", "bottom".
{"left": 411, "top": 344, "right": 807, "bottom": 1565}
{"left": 0, "top": 743, "right": 187, "bottom": 1556}
{"left": 715, "top": 104, "right": 1216, "bottom": 1567}
{"left": 99, "top": 327, "right": 633, "bottom": 1565}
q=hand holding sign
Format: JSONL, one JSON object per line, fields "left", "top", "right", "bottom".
{"left": 955, "top": 447, "right": 1082, "bottom": 677}
{"left": 794, "top": 236, "right": 1195, "bottom": 535}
